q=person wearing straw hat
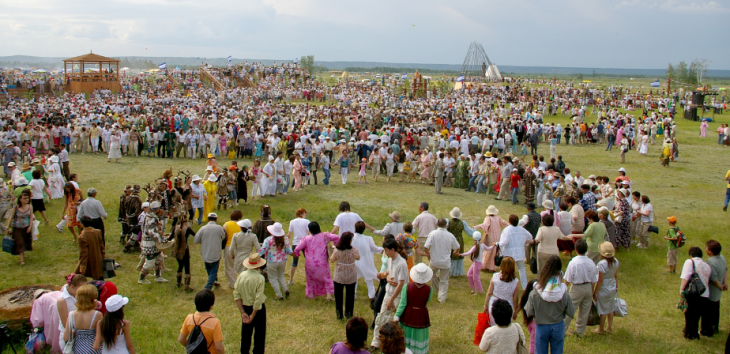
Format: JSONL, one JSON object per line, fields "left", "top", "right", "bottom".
{"left": 473, "top": 205, "right": 509, "bottom": 272}
{"left": 373, "top": 211, "right": 404, "bottom": 238}
{"left": 393, "top": 262, "right": 433, "bottom": 354}
{"left": 593, "top": 242, "right": 620, "bottom": 335}
{"left": 258, "top": 222, "right": 292, "bottom": 300}
{"left": 445, "top": 207, "right": 476, "bottom": 277}
{"left": 234, "top": 252, "right": 267, "bottom": 354}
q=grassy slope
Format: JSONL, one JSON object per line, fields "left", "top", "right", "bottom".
{"left": 2, "top": 107, "right": 729, "bottom": 354}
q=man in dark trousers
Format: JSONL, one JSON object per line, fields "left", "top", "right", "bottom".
{"left": 234, "top": 253, "right": 267, "bottom": 354}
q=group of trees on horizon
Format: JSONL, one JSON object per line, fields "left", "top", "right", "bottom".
{"left": 667, "top": 59, "right": 710, "bottom": 86}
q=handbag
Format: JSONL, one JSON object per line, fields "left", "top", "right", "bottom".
{"left": 102, "top": 259, "right": 117, "bottom": 279}
{"left": 473, "top": 311, "right": 490, "bottom": 346}
{"left": 586, "top": 301, "right": 600, "bottom": 326}
{"left": 494, "top": 244, "right": 503, "bottom": 267}
{"left": 514, "top": 323, "right": 529, "bottom": 354}
{"left": 685, "top": 260, "right": 707, "bottom": 297}
{"left": 62, "top": 311, "right": 75, "bottom": 354}
{"left": 2, "top": 235, "right": 14, "bottom": 253}
{"left": 648, "top": 225, "right": 659, "bottom": 234}
{"left": 613, "top": 291, "right": 628, "bottom": 317}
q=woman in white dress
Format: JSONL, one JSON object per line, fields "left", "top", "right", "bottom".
{"left": 107, "top": 131, "right": 122, "bottom": 162}
{"left": 47, "top": 156, "right": 64, "bottom": 199}
{"left": 639, "top": 133, "right": 649, "bottom": 156}
{"left": 483, "top": 257, "right": 520, "bottom": 326}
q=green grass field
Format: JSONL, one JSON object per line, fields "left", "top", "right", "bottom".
{"left": 2, "top": 106, "right": 729, "bottom": 354}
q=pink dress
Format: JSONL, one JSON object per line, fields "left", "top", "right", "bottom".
{"left": 473, "top": 215, "right": 508, "bottom": 271}
{"left": 219, "top": 135, "right": 228, "bottom": 156}
{"left": 292, "top": 160, "right": 303, "bottom": 190}
{"left": 358, "top": 162, "right": 366, "bottom": 176}
{"left": 420, "top": 154, "right": 431, "bottom": 179}
{"left": 293, "top": 232, "right": 340, "bottom": 298}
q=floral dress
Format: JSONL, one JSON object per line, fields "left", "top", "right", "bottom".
{"left": 614, "top": 198, "right": 631, "bottom": 248}
{"left": 65, "top": 189, "right": 82, "bottom": 228}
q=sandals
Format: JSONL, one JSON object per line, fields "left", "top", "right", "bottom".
{"left": 592, "top": 329, "right": 606, "bottom": 335}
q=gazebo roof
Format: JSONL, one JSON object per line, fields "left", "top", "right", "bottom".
{"left": 63, "top": 53, "right": 120, "bottom": 62}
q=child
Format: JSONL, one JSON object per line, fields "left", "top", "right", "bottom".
{"left": 510, "top": 168, "right": 522, "bottom": 204}
{"left": 518, "top": 279, "right": 537, "bottom": 354}
{"left": 357, "top": 158, "right": 368, "bottom": 184}
{"left": 520, "top": 142, "right": 528, "bottom": 160}
{"left": 663, "top": 216, "right": 681, "bottom": 273}
{"left": 93, "top": 295, "right": 135, "bottom": 354}
{"left": 457, "top": 231, "right": 492, "bottom": 295}
{"left": 250, "top": 159, "right": 262, "bottom": 201}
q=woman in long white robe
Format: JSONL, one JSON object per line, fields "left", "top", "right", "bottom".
{"left": 47, "top": 156, "right": 64, "bottom": 199}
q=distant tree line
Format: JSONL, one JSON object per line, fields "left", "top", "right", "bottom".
{"left": 0, "top": 61, "right": 60, "bottom": 69}
{"left": 667, "top": 59, "right": 710, "bottom": 85}
{"left": 115, "top": 57, "right": 157, "bottom": 70}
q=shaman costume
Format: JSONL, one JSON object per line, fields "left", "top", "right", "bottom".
{"left": 122, "top": 186, "right": 143, "bottom": 253}
{"left": 138, "top": 204, "right": 169, "bottom": 284}
{"left": 523, "top": 170, "right": 536, "bottom": 203}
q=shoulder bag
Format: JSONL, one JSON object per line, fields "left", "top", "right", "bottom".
{"left": 62, "top": 311, "right": 75, "bottom": 354}
{"left": 494, "top": 244, "right": 503, "bottom": 267}
{"left": 514, "top": 323, "right": 529, "bottom": 354}
{"left": 613, "top": 290, "right": 628, "bottom": 317}
{"left": 685, "top": 260, "right": 706, "bottom": 297}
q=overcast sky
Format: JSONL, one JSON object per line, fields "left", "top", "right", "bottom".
{"left": 1, "top": 0, "right": 728, "bottom": 69}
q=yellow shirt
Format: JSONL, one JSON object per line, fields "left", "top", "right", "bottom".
{"left": 223, "top": 221, "right": 241, "bottom": 247}
{"left": 726, "top": 170, "right": 730, "bottom": 188}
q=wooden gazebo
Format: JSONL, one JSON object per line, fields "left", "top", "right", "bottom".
{"left": 63, "top": 52, "right": 121, "bottom": 93}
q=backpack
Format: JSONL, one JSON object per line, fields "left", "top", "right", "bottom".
{"left": 672, "top": 227, "right": 686, "bottom": 248}
{"left": 186, "top": 316, "right": 212, "bottom": 354}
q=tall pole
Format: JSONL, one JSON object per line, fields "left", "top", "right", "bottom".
{"left": 667, "top": 77, "right": 671, "bottom": 96}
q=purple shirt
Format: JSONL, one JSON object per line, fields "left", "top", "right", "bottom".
{"left": 330, "top": 342, "right": 369, "bottom": 354}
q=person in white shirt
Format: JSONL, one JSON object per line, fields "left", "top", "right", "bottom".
{"left": 286, "top": 209, "right": 310, "bottom": 286}
{"left": 370, "top": 237, "right": 408, "bottom": 348}
{"left": 497, "top": 215, "right": 533, "bottom": 289}
{"left": 331, "top": 201, "right": 374, "bottom": 236}
{"left": 638, "top": 195, "right": 654, "bottom": 249}
{"left": 352, "top": 221, "right": 384, "bottom": 302}
{"left": 563, "top": 239, "right": 597, "bottom": 337}
{"left": 679, "top": 246, "right": 712, "bottom": 339}
{"left": 424, "top": 218, "right": 460, "bottom": 303}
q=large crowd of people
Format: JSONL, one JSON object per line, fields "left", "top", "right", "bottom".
{"left": 6, "top": 62, "right": 729, "bottom": 354}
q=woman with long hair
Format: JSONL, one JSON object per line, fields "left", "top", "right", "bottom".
{"left": 259, "top": 222, "right": 292, "bottom": 300}
{"left": 93, "top": 295, "right": 136, "bottom": 353}
{"left": 171, "top": 215, "right": 196, "bottom": 291}
{"left": 484, "top": 257, "right": 520, "bottom": 326}
{"left": 525, "top": 255, "right": 574, "bottom": 354}
{"left": 518, "top": 279, "right": 538, "bottom": 354}
{"left": 330, "top": 231, "right": 361, "bottom": 320}
{"left": 377, "top": 321, "right": 412, "bottom": 354}
{"left": 61, "top": 182, "right": 82, "bottom": 241}
{"left": 8, "top": 189, "right": 34, "bottom": 266}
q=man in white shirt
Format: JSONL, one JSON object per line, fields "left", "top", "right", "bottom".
{"left": 497, "top": 215, "right": 533, "bottom": 289}
{"left": 331, "top": 201, "right": 374, "bottom": 236}
{"left": 563, "top": 239, "right": 598, "bottom": 337}
{"left": 442, "top": 152, "right": 456, "bottom": 187}
{"left": 412, "top": 202, "right": 438, "bottom": 264}
{"left": 424, "top": 218, "right": 460, "bottom": 303}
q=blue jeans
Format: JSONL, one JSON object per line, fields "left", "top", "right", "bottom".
{"left": 323, "top": 169, "right": 331, "bottom": 185}
{"left": 228, "top": 190, "right": 237, "bottom": 202}
{"left": 466, "top": 175, "right": 478, "bottom": 191}
{"left": 204, "top": 261, "right": 220, "bottom": 290}
{"left": 535, "top": 321, "right": 565, "bottom": 354}
{"left": 282, "top": 175, "right": 291, "bottom": 193}
{"left": 556, "top": 135, "right": 561, "bottom": 144}
{"left": 511, "top": 187, "right": 519, "bottom": 203}
{"left": 194, "top": 207, "right": 204, "bottom": 224}
{"left": 725, "top": 188, "right": 730, "bottom": 207}
{"left": 606, "top": 140, "right": 613, "bottom": 151}
{"left": 475, "top": 176, "right": 486, "bottom": 193}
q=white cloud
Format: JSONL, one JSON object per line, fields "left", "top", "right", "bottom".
{"left": 617, "top": 0, "right": 730, "bottom": 13}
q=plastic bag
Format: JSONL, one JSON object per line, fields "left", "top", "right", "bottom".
{"left": 473, "top": 311, "right": 490, "bottom": 346}
{"left": 586, "top": 301, "right": 600, "bottom": 326}
{"left": 25, "top": 330, "right": 46, "bottom": 354}
{"left": 614, "top": 292, "right": 628, "bottom": 317}
{"left": 31, "top": 220, "right": 40, "bottom": 241}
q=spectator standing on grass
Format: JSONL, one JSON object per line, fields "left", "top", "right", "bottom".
{"left": 194, "top": 213, "right": 226, "bottom": 290}
{"left": 178, "top": 290, "right": 224, "bottom": 354}
{"left": 424, "top": 218, "right": 460, "bottom": 303}
{"left": 704, "top": 239, "right": 727, "bottom": 336}
{"left": 479, "top": 299, "right": 526, "bottom": 354}
{"left": 524, "top": 255, "right": 575, "bottom": 354}
{"left": 77, "top": 187, "right": 108, "bottom": 245}
{"left": 562, "top": 239, "right": 596, "bottom": 338}
{"left": 593, "top": 242, "right": 619, "bottom": 335}
{"left": 330, "top": 232, "right": 360, "bottom": 321}
{"left": 679, "top": 246, "right": 712, "bottom": 340}
{"left": 234, "top": 253, "right": 267, "bottom": 354}
{"left": 93, "top": 295, "right": 136, "bottom": 354}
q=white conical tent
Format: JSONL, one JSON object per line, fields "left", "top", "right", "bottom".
{"left": 486, "top": 64, "right": 501, "bottom": 81}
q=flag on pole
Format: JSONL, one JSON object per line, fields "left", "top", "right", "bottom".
{"left": 228, "top": 56, "right": 232, "bottom": 63}
{"left": 158, "top": 62, "right": 166, "bottom": 69}
{"left": 401, "top": 73, "right": 407, "bottom": 79}
{"left": 650, "top": 80, "right": 660, "bottom": 87}
{"left": 456, "top": 75, "right": 465, "bottom": 82}
{"left": 294, "top": 57, "right": 299, "bottom": 64}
